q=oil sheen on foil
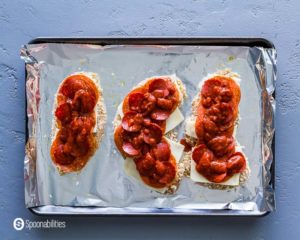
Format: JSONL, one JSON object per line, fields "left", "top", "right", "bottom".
{"left": 21, "top": 43, "right": 276, "bottom": 214}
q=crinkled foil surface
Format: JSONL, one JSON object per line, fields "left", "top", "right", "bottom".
{"left": 21, "top": 43, "right": 276, "bottom": 215}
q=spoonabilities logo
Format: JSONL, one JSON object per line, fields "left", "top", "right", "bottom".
{"left": 13, "top": 218, "right": 25, "bottom": 231}
{"left": 12, "top": 218, "right": 66, "bottom": 230}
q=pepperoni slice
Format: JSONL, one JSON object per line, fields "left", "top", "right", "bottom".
{"left": 151, "top": 141, "right": 171, "bottom": 161}
{"left": 197, "top": 151, "right": 213, "bottom": 171}
{"left": 150, "top": 108, "right": 170, "bottom": 121}
{"left": 156, "top": 98, "right": 174, "bottom": 110}
{"left": 192, "top": 144, "right": 207, "bottom": 163}
{"left": 143, "top": 123, "right": 163, "bottom": 146}
{"left": 207, "top": 136, "right": 234, "bottom": 157}
{"left": 151, "top": 89, "right": 168, "bottom": 98}
{"left": 201, "top": 79, "right": 222, "bottom": 98}
{"left": 227, "top": 152, "right": 246, "bottom": 174}
{"left": 141, "top": 93, "right": 156, "bottom": 115}
{"left": 55, "top": 102, "right": 72, "bottom": 123}
{"left": 122, "top": 112, "right": 143, "bottom": 132}
{"left": 60, "top": 75, "right": 97, "bottom": 100}
{"left": 210, "top": 173, "right": 227, "bottom": 183}
{"left": 128, "top": 92, "right": 144, "bottom": 112}
{"left": 72, "top": 89, "right": 96, "bottom": 113}
{"left": 60, "top": 78, "right": 85, "bottom": 98}
{"left": 203, "top": 117, "right": 218, "bottom": 134}
{"left": 149, "top": 78, "right": 169, "bottom": 97}
{"left": 122, "top": 142, "right": 141, "bottom": 157}
{"left": 210, "top": 161, "right": 227, "bottom": 174}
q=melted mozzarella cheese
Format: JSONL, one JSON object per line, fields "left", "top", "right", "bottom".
{"left": 124, "top": 137, "right": 184, "bottom": 192}
{"left": 165, "top": 107, "right": 184, "bottom": 133}
{"left": 165, "top": 137, "right": 185, "bottom": 162}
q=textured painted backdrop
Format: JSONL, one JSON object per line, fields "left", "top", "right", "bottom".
{"left": 0, "top": 0, "right": 299, "bottom": 239}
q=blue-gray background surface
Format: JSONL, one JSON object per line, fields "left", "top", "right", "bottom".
{"left": 0, "top": 0, "right": 298, "bottom": 239}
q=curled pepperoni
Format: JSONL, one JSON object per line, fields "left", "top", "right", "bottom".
{"left": 143, "top": 123, "right": 163, "bottom": 146}
{"left": 122, "top": 142, "right": 141, "bottom": 157}
{"left": 203, "top": 117, "right": 218, "bottom": 134}
{"left": 210, "top": 161, "right": 227, "bottom": 174}
{"left": 122, "top": 112, "right": 143, "bottom": 132}
{"left": 60, "top": 78, "right": 85, "bottom": 98}
{"left": 152, "top": 89, "right": 168, "bottom": 98}
{"left": 227, "top": 152, "right": 246, "bottom": 174}
{"left": 196, "top": 151, "right": 214, "bottom": 171}
{"left": 55, "top": 102, "right": 72, "bottom": 123}
{"left": 207, "top": 136, "right": 235, "bottom": 157}
{"left": 121, "top": 130, "right": 144, "bottom": 151}
{"left": 149, "top": 78, "right": 169, "bottom": 97}
{"left": 151, "top": 142, "right": 171, "bottom": 161}
{"left": 60, "top": 75, "right": 97, "bottom": 100}
{"left": 201, "top": 79, "right": 222, "bottom": 98}
{"left": 210, "top": 173, "right": 227, "bottom": 183}
{"left": 141, "top": 93, "right": 156, "bottom": 115}
{"left": 156, "top": 98, "right": 174, "bottom": 110}
{"left": 192, "top": 144, "right": 208, "bottom": 164}
{"left": 72, "top": 89, "right": 96, "bottom": 113}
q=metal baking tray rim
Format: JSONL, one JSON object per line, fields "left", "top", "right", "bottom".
{"left": 25, "top": 36, "right": 275, "bottom": 217}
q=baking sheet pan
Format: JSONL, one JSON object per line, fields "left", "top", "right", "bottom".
{"left": 22, "top": 37, "right": 276, "bottom": 216}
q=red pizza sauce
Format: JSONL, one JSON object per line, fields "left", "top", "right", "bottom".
{"left": 50, "top": 74, "right": 99, "bottom": 173}
{"left": 114, "top": 77, "right": 180, "bottom": 188}
{"left": 192, "top": 76, "right": 246, "bottom": 183}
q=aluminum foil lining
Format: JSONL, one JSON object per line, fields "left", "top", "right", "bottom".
{"left": 21, "top": 43, "right": 276, "bottom": 214}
